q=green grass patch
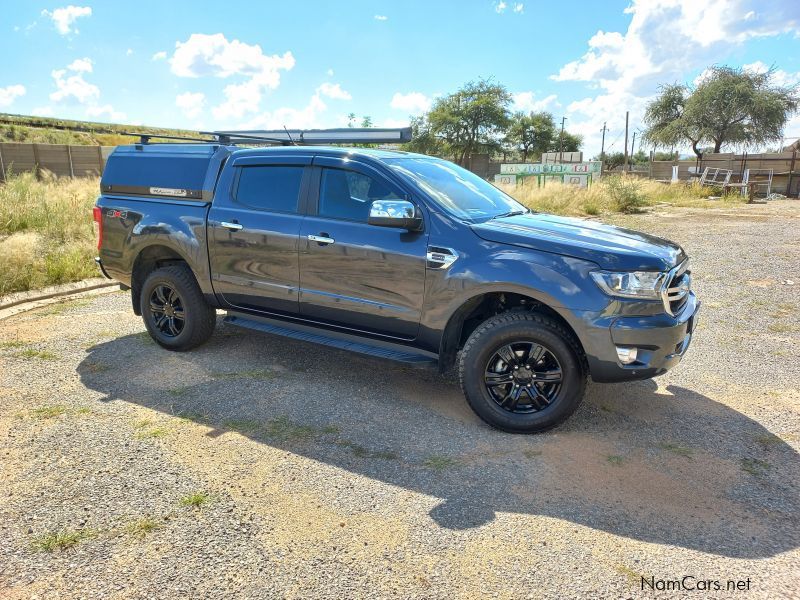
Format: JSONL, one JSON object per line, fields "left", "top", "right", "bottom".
{"left": 135, "top": 427, "right": 167, "bottom": 439}
{"left": 30, "top": 405, "right": 67, "bottom": 419}
{"left": 741, "top": 457, "right": 770, "bottom": 475}
{"left": 658, "top": 442, "right": 694, "bottom": 458}
{"left": 523, "top": 449, "right": 543, "bottom": 459}
{"left": 606, "top": 455, "right": 625, "bottom": 466}
{"left": 15, "top": 349, "right": 57, "bottom": 360}
{"left": 35, "top": 299, "right": 90, "bottom": 316}
{"left": 422, "top": 455, "right": 459, "bottom": 471}
{"left": 0, "top": 340, "right": 29, "bottom": 349}
{"left": 223, "top": 418, "right": 263, "bottom": 434}
{"left": 167, "top": 386, "right": 190, "bottom": 397}
{"left": 335, "top": 439, "right": 398, "bottom": 460}
{"left": 31, "top": 528, "right": 94, "bottom": 552}
{"left": 263, "top": 415, "right": 316, "bottom": 441}
{"left": 83, "top": 360, "right": 110, "bottom": 373}
{"left": 125, "top": 517, "right": 161, "bottom": 538}
{"left": 179, "top": 491, "right": 210, "bottom": 508}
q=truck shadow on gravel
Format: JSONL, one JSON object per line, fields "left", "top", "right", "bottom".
{"left": 78, "top": 324, "right": 800, "bottom": 559}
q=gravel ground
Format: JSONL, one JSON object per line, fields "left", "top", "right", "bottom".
{"left": 1, "top": 200, "right": 798, "bottom": 599}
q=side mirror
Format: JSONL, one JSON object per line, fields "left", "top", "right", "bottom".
{"left": 368, "top": 199, "right": 423, "bottom": 231}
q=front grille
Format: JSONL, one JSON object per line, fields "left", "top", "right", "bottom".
{"left": 661, "top": 259, "right": 691, "bottom": 316}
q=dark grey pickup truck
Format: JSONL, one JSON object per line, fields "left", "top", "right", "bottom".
{"left": 94, "top": 128, "right": 699, "bottom": 433}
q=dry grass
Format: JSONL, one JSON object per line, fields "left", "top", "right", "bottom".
{"left": 0, "top": 172, "right": 98, "bottom": 295}
{"left": 503, "top": 176, "right": 747, "bottom": 217}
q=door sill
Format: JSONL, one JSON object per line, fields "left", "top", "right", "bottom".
{"left": 224, "top": 311, "right": 437, "bottom": 367}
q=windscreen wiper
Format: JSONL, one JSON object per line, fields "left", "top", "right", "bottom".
{"left": 490, "top": 209, "right": 528, "bottom": 220}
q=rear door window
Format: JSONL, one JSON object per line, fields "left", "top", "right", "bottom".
{"left": 235, "top": 166, "right": 304, "bottom": 213}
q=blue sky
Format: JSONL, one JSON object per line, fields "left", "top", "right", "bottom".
{"left": 2, "top": 0, "right": 799, "bottom": 155}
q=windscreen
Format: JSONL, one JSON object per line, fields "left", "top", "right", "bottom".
{"left": 386, "top": 157, "right": 527, "bottom": 221}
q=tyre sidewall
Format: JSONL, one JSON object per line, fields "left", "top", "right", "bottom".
{"left": 140, "top": 268, "right": 202, "bottom": 350}
{"left": 461, "top": 319, "right": 585, "bottom": 433}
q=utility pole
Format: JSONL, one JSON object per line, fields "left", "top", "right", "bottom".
{"left": 600, "top": 122, "right": 607, "bottom": 164}
{"left": 631, "top": 131, "right": 637, "bottom": 158}
{"left": 558, "top": 116, "right": 567, "bottom": 163}
{"left": 623, "top": 111, "right": 629, "bottom": 173}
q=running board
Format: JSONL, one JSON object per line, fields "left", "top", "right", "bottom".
{"left": 223, "top": 313, "right": 438, "bottom": 367}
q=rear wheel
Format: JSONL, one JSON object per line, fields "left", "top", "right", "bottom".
{"left": 458, "top": 312, "right": 586, "bottom": 433}
{"left": 140, "top": 265, "right": 216, "bottom": 351}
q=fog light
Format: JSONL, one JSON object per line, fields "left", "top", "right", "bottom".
{"left": 616, "top": 346, "right": 638, "bottom": 365}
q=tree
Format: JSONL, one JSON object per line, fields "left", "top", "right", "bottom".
{"left": 505, "top": 111, "right": 556, "bottom": 161}
{"left": 556, "top": 131, "right": 582, "bottom": 154}
{"left": 404, "top": 114, "right": 445, "bottom": 156}
{"left": 427, "top": 78, "right": 512, "bottom": 165}
{"left": 643, "top": 66, "right": 799, "bottom": 158}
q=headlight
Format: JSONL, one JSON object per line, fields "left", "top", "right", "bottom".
{"left": 591, "top": 270, "right": 666, "bottom": 299}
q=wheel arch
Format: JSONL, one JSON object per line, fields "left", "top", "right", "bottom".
{"left": 130, "top": 244, "right": 193, "bottom": 315}
{"left": 437, "top": 289, "right": 586, "bottom": 373}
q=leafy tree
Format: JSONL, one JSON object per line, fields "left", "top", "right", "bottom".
{"left": 556, "top": 130, "right": 583, "bottom": 154}
{"left": 653, "top": 150, "right": 679, "bottom": 161}
{"left": 601, "top": 152, "right": 626, "bottom": 171}
{"left": 505, "top": 111, "right": 556, "bottom": 161}
{"left": 427, "top": 78, "right": 512, "bottom": 164}
{"left": 404, "top": 114, "right": 445, "bottom": 156}
{"left": 643, "top": 66, "right": 799, "bottom": 158}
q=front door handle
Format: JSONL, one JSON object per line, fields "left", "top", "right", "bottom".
{"left": 220, "top": 221, "right": 243, "bottom": 231}
{"left": 308, "top": 234, "right": 335, "bottom": 245}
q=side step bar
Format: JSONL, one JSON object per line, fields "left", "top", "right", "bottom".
{"left": 223, "top": 313, "right": 438, "bottom": 367}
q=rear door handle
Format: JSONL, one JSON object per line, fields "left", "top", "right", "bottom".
{"left": 220, "top": 221, "right": 243, "bottom": 231}
{"left": 308, "top": 234, "right": 335, "bottom": 245}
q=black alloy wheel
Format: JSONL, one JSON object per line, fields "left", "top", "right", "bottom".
{"left": 149, "top": 283, "right": 185, "bottom": 338}
{"left": 484, "top": 341, "right": 563, "bottom": 413}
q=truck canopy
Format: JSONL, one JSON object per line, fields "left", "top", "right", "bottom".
{"left": 101, "top": 143, "right": 230, "bottom": 202}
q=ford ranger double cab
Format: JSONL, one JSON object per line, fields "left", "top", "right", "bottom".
{"left": 94, "top": 128, "right": 699, "bottom": 433}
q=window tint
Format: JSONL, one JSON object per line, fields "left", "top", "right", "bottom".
{"left": 235, "top": 166, "right": 304, "bottom": 213}
{"left": 318, "top": 168, "right": 402, "bottom": 222}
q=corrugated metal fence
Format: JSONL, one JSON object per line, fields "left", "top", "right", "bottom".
{"left": 0, "top": 143, "right": 115, "bottom": 181}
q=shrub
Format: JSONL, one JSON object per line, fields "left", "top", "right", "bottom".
{"left": 603, "top": 176, "right": 647, "bottom": 213}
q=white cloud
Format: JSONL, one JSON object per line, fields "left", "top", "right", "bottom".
{"left": 31, "top": 106, "right": 54, "bottom": 117}
{"left": 176, "top": 92, "right": 206, "bottom": 118}
{"left": 513, "top": 3, "right": 524, "bottom": 13}
{"left": 41, "top": 5, "right": 92, "bottom": 35}
{"left": 86, "top": 104, "right": 127, "bottom": 122}
{"left": 317, "top": 82, "right": 351, "bottom": 100}
{"left": 67, "top": 57, "right": 92, "bottom": 73}
{"left": 381, "top": 117, "right": 411, "bottom": 128}
{"left": 233, "top": 82, "right": 350, "bottom": 130}
{"left": 49, "top": 58, "right": 99, "bottom": 103}
{"left": 743, "top": 61, "right": 800, "bottom": 87}
{"left": 512, "top": 92, "right": 559, "bottom": 112}
{"left": 126, "top": 48, "right": 133, "bottom": 56}
{"left": 170, "top": 33, "right": 295, "bottom": 120}
{"left": 390, "top": 91, "right": 431, "bottom": 114}
{"left": 550, "top": 0, "right": 800, "bottom": 156}
{"left": 326, "top": 68, "right": 334, "bottom": 77}
{"left": 374, "top": 14, "right": 388, "bottom": 21}
{"left": 152, "top": 51, "right": 167, "bottom": 61}
{"left": 0, "top": 84, "right": 26, "bottom": 108}
{"left": 495, "top": 1, "right": 507, "bottom": 13}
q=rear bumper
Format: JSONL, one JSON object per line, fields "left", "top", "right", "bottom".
{"left": 580, "top": 293, "right": 700, "bottom": 383}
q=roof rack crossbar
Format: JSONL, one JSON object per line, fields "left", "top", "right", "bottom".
{"left": 120, "top": 132, "right": 217, "bottom": 145}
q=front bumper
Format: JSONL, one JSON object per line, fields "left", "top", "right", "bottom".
{"left": 581, "top": 292, "right": 700, "bottom": 383}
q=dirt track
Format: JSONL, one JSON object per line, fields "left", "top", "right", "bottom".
{"left": 1, "top": 200, "right": 799, "bottom": 598}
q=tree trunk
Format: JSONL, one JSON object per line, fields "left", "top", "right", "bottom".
{"left": 691, "top": 139, "right": 703, "bottom": 159}
{"left": 713, "top": 139, "right": 722, "bottom": 153}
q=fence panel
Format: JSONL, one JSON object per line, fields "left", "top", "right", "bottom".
{"left": 0, "top": 143, "right": 113, "bottom": 180}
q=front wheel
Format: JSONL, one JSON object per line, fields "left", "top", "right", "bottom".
{"left": 140, "top": 265, "right": 216, "bottom": 351}
{"left": 458, "top": 312, "right": 587, "bottom": 433}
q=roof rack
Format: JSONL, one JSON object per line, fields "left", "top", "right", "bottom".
{"left": 121, "top": 127, "right": 413, "bottom": 147}
{"left": 211, "top": 127, "right": 413, "bottom": 145}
